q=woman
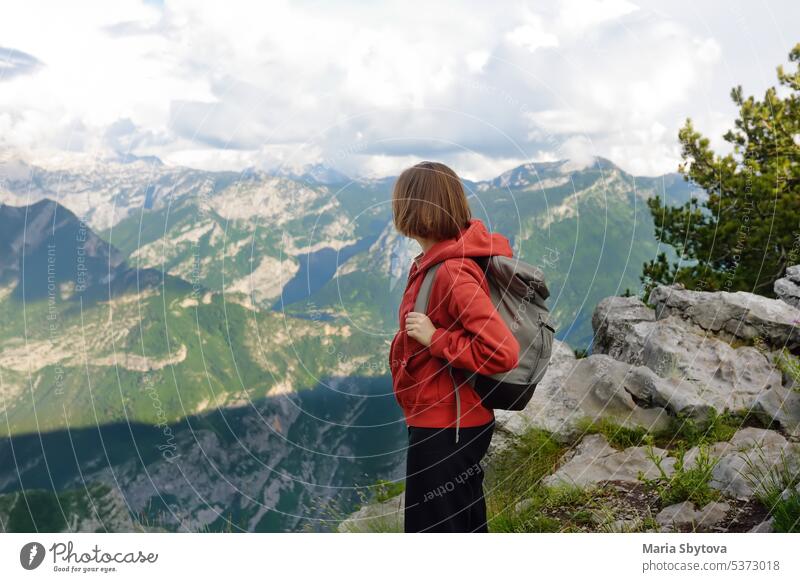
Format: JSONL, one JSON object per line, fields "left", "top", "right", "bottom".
{"left": 389, "top": 161, "right": 520, "bottom": 533}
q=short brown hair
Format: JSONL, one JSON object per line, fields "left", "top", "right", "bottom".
{"left": 391, "top": 161, "right": 471, "bottom": 240}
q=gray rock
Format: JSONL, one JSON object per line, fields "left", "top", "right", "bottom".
{"left": 514, "top": 498, "right": 537, "bottom": 514}
{"left": 594, "top": 290, "right": 790, "bottom": 425}
{"left": 498, "top": 352, "right": 673, "bottom": 443}
{"left": 749, "top": 517, "right": 774, "bottom": 532}
{"left": 606, "top": 517, "right": 643, "bottom": 532}
{"left": 592, "top": 295, "right": 655, "bottom": 358}
{"left": 774, "top": 265, "right": 800, "bottom": 308}
{"left": 683, "top": 428, "right": 800, "bottom": 500}
{"left": 648, "top": 284, "right": 800, "bottom": 351}
{"left": 542, "top": 433, "right": 676, "bottom": 487}
{"left": 338, "top": 494, "right": 404, "bottom": 533}
{"left": 786, "top": 265, "right": 800, "bottom": 283}
{"left": 752, "top": 384, "right": 800, "bottom": 437}
{"left": 655, "top": 500, "right": 730, "bottom": 532}
{"left": 621, "top": 317, "right": 780, "bottom": 413}
{"left": 561, "top": 354, "right": 674, "bottom": 432}
{"left": 780, "top": 483, "right": 800, "bottom": 500}
{"left": 619, "top": 360, "right": 720, "bottom": 419}
{"left": 774, "top": 278, "right": 800, "bottom": 309}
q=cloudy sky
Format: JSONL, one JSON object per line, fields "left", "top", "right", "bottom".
{"left": 0, "top": 0, "right": 797, "bottom": 179}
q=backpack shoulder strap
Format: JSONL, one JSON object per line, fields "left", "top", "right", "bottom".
{"left": 414, "top": 257, "right": 493, "bottom": 314}
{"left": 470, "top": 255, "right": 491, "bottom": 274}
{"left": 413, "top": 262, "right": 443, "bottom": 314}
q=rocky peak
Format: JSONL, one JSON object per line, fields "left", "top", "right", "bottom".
{"left": 0, "top": 199, "right": 126, "bottom": 297}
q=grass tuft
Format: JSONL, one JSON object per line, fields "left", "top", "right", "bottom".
{"left": 639, "top": 444, "right": 721, "bottom": 507}
{"left": 742, "top": 443, "right": 800, "bottom": 533}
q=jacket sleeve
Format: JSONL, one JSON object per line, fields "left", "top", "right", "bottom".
{"left": 427, "top": 259, "right": 520, "bottom": 375}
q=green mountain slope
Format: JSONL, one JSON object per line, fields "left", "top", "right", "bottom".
{"left": 0, "top": 200, "right": 385, "bottom": 436}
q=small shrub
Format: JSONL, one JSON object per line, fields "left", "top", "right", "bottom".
{"left": 775, "top": 349, "right": 800, "bottom": 393}
{"left": 372, "top": 479, "right": 405, "bottom": 503}
{"left": 742, "top": 444, "right": 800, "bottom": 533}
{"left": 639, "top": 444, "right": 721, "bottom": 507}
{"left": 771, "top": 491, "right": 800, "bottom": 533}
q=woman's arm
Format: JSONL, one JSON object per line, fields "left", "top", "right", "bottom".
{"left": 426, "top": 259, "right": 519, "bottom": 375}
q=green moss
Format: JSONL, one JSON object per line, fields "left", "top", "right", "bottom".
{"left": 578, "top": 417, "right": 650, "bottom": 449}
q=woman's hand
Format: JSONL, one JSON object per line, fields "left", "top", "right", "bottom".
{"left": 405, "top": 312, "right": 437, "bottom": 346}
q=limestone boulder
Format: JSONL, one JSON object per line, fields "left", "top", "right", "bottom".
{"left": 774, "top": 265, "right": 800, "bottom": 309}
{"left": 592, "top": 294, "right": 784, "bottom": 418}
{"left": 496, "top": 351, "right": 674, "bottom": 443}
{"left": 752, "top": 384, "right": 800, "bottom": 437}
{"left": 648, "top": 284, "right": 800, "bottom": 352}
{"left": 542, "top": 433, "right": 676, "bottom": 487}
{"left": 592, "top": 295, "right": 655, "bottom": 358}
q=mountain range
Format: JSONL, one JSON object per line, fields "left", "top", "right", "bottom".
{"left": 0, "top": 152, "right": 695, "bottom": 531}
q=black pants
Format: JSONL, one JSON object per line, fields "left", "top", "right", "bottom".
{"left": 404, "top": 420, "right": 494, "bottom": 533}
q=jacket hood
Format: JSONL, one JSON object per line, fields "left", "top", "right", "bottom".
{"left": 410, "top": 218, "right": 513, "bottom": 281}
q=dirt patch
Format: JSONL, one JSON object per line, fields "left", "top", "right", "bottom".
{"left": 537, "top": 480, "right": 770, "bottom": 532}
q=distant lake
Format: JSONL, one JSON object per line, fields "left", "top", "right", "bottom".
{"left": 273, "top": 234, "right": 380, "bottom": 310}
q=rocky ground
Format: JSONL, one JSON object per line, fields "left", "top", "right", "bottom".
{"left": 340, "top": 275, "right": 800, "bottom": 533}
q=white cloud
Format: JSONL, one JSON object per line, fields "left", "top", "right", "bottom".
{"left": 465, "top": 50, "right": 491, "bottom": 74}
{"left": 505, "top": 15, "right": 559, "bottom": 53}
{"left": 558, "top": 135, "right": 596, "bottom": 171}
{"left": 557, "top": 0, "right": 639, "bottom": 35}
{"left": 0, "top": 0, "right": 796, "bottom": 179}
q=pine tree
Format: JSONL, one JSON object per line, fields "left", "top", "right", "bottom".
{"left": 642, "top": 43, "right": 800, "bottom": 298}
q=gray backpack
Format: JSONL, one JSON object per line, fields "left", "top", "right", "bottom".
{"left": 415, "top": 256, "right": 555, "bottom": 432}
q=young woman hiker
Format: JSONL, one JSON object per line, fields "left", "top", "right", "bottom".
{"left": 389, "top": 161, "right": 520, "bottom": 533}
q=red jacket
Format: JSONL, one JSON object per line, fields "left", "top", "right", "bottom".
{"left": 389, "top": 218, "right": 520, "bottom": 428}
